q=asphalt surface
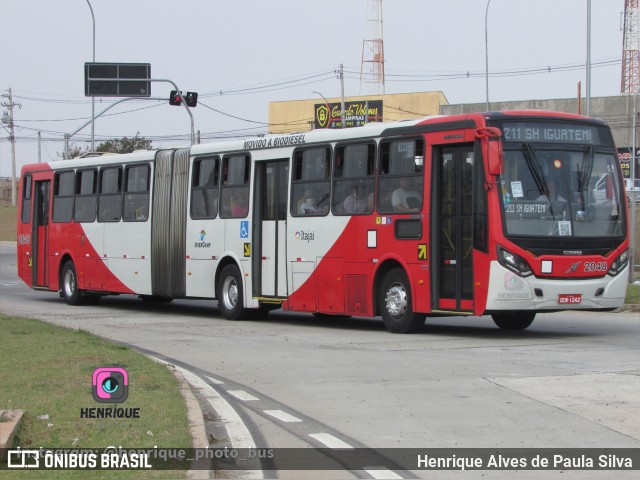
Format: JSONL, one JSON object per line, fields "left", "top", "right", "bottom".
{"left": 1, "top": 243, "right": 639, "bottom": 479}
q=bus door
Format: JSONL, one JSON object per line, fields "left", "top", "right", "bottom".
{"left": 252, "top": 160, "right": 289, "bottom": 298}
{"left": 32, "top": 180, "right": 50, "bottom": 287}
{"left": 432, "top": 144, "right": 474, "bottom": 312}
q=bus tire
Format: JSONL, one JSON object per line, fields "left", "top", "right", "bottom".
{"left": 61, "top": 260, "right": 86, "bottom": 306}
{"left": 379, "top": 268, "right": 425, "bottom": 333}
{"left": 217, "top": 264, "right": 249, "bottom": 320}
{"left": 491, "top": 311, "right": 535, "bottom": 330}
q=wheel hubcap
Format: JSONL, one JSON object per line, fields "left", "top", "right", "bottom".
{"left": 222, "top": 277, "right": 238, "bottom": 310}
{"left": 385, "top": 282, "right": 407, "bottom": 318}
{"left": 64, "top": 269, "right": 75, "bottom": 298}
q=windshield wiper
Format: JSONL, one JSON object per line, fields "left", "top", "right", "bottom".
{"left": 522, "top": 143, "right": 549, "bottom": 199}
{"left": 577, "top": 145, "right": 594, "bottom": 209}
{"left": 522, "top": 143, "right": 549, "bottom": 198}
{"left": 522, "top": 143, "right": 566, "bottom": 219}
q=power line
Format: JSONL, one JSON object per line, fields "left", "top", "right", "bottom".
{"left": 16, "top": 102, "right": 165, "bottom": 122}
{"left": 345, "top": 58, "right": 619, "bottom": 82}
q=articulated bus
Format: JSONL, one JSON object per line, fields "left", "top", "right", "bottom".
{"left": 16, "top": 111, "right": 629, "bottom": 333}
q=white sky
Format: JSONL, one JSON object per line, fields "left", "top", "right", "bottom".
{"left": 0, "top": 0, "right": 627, "bottom": 175}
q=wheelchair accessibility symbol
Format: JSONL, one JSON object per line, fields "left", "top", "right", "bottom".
{"left": 240, "top": 221, "right": 249, "bottom": 239}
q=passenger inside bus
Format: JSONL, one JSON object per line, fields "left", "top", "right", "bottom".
{"left": 135, "top": 206, "right": 148, "bottom": 221}
{"left": 230, "top": 190, "right": 249, "bottom": 217}
{"left": 343, "top": 184, "right": 369, "bottom": 214}
{"left": 536, "top": 180, "right": 568, "bottom": 218}
{"left": 298, "top": 189, "right": 328, "bottom": 215}
{"left": 391, "top": 177, "right": 421, "bottom": 212}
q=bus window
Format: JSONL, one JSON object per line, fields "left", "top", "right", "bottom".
{"left": 21, "top": 175, "right": 32, "bottom": 224}
{"left": 333, "top": 143, "right": 374, "bottom": 215}
{"left": 191, "top": 157, "right": 219, "bottom": 219}
{"left": 52, "top": 171, "right": 74, "bottom": 223}
{"left": 74, "top": 169, "right": 97, "bottom": 223}
{"left": 98, "top": 167, "right": 122, "bottom": 222}
{"left": 123, "top": 164, "right": 150, "bottom": 222}
{"left": 291, "top": 147, "right": 331, "bottom": 216}
{"left": 378, "top": 139, "right": 424, "bottom": 214}
{"left": 220, "top": 155, "right": 250, "bottom": 218}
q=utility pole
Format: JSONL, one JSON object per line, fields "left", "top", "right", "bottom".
{"left": 485, "top": 0, "right": 491, "bottom": 111}
{"left": 338, "top": 63, "right": 346, "bottom": 128}
{"left": 1, "top": 88, "right": 22, "bottom": 206}
{"left": 586, "top": 0, "right": 591, "bottom": 115}
{"left": 86, "top": 0, "right": 96, "bottom": 151}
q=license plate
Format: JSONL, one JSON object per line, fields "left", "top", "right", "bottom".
{"left": 558, "top": 294, "right": 582, "bottom": 305}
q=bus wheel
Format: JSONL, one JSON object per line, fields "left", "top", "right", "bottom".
{"left": 379, "top": 268, "right": 425, "bottom": 334}
{"left": 491, "top": 311, "right": 535, "bottom": 330}
{"left": 217, "top": 264, "right": 249, "bottom": 320}
{"left": 61, "top": 260, "right": 86, "bottom": 306}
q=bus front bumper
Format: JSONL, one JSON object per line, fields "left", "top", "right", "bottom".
{"left": 485, "top": 262, "right": 628, "bottom": 312}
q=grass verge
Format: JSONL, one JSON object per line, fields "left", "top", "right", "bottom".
{"left": 625, "top": 284, "right": 640, "bottom": 304}
{"left": 0, "top": 202, "right": 17, "bottom": 242}
{"left": 0, "top": 314, "right": 192, "bottom": 478}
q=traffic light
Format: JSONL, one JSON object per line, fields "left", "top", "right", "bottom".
{"left": 169, "top": 90, "right": 182, "bottom": 106}
{"left": 169, "top": 90, "right": 197, "bottom": 107}
{"left": 185, "top": 92, "right": 198, "bottom": 108}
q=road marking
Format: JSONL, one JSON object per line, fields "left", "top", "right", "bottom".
{"left": 308, "top": 432, "right": 353, "bottom": 449}
{"left": 228, "top": 390, "right": 260, "bottom": 401}
{"left": 364, "top": 468, "right": 404, "bottom": 479}
{"left": 206, "top": 375, "right": 224, "bottom": 385}
{"left": 172, "top": 366, "right": 263, "bottom": 480}
{"left": 264, "top": 409, "right": 302, "bottom": 423}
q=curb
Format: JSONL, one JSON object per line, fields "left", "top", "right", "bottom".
{"left": 166, "top": 366, "right": 211, "bottom": 479}
{"left": 0, "top": 410, "right": 25, "bottom": 460}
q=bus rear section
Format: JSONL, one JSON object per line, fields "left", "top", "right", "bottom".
{"left": 16, "top": 153, "right": 157, "bottom": 304}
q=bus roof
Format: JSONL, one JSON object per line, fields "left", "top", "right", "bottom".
{"left": 20, "top": 110, "right": 608, "bottom": 174}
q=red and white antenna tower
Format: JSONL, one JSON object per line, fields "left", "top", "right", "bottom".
{"left": 360, "top": 0, "right": 385, "bottom": 95}
{"left": 621, "top": 0, "right": 640, "bottom": 94}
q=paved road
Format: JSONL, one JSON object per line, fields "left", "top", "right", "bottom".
{"left": 1, "top": 244, "right": 639, "bottom": 479}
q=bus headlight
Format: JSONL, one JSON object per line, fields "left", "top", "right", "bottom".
{"left": 497, "top": 246, "right": 533, "bottom": 277}
{"left": 608, "top": 249, "right": 628, "bottom": 276}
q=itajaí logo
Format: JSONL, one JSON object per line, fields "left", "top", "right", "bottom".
{"left": 195, "top": 229, "right": 211, "bottom": 248}
{"left": 295, "top": 230, "right": 315, "bottom": 242}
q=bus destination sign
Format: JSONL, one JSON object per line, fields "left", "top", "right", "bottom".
{"left": 501, "top": 123, "right": 602, "bottom": 145}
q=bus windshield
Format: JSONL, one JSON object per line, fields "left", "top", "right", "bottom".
{"left": 499, "top": 144, "right": 625, "bottom": 238}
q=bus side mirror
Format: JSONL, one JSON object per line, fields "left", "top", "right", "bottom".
{"left": 474, "top": 127, "right": 503, "bottom": 176}
{"left": 487, "top": 139, "right": 503, "bottom": 176}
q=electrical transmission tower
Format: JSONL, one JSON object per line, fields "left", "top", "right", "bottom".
{"left": 622, "top": 0, "right": 640, "bottom": 94}
{"left": 360, "top": 0, "right": 385, "bottom": 95}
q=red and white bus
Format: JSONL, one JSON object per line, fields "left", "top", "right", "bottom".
{"left": 16, "top": 111, "right": 630, "bottom": 333}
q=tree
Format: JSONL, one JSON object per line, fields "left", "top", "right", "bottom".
{"left": 57, "top": 142, "right": 89, "bottom": 159}
{"left": 96, "top": 133, "right": 152, "bottom": 154}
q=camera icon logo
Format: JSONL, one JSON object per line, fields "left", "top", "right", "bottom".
{"left": 92, "top": 367, "right": 128, "bottom": 403}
